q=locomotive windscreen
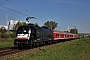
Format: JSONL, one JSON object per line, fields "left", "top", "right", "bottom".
{"left": 17, "top": 26, "right": 30, "bottom": 34}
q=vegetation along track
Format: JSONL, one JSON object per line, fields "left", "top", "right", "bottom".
{"left": 0, "top": 39, "right": 78, "bottom": 58}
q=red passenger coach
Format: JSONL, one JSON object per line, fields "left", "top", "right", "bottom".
{"left": 53, "top": 30, "right": 60, "bottom": 40}
{"left": 53, "top": 30, "right": 66, "bottom": 40}
{"left": 59, "top": 32, "right": 65, "bottom": 39}
{"left": 73, "top": 34, "right": 78, "bottom": 39}
{"left": 64, "top": 33, "right": 67, "bottom": 39}
{"left": 53, "top": 30, "right": 78, "bottom": 41}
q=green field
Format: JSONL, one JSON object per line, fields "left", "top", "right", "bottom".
{"left": 0, "top": 42, "right": 14, "bottom": 48}
{"left": 1, "top": 38, "right": 90, "bottom": 60}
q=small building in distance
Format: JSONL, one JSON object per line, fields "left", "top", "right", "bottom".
{"left": 0, "top": 20, "right": 23, "bottom": 31}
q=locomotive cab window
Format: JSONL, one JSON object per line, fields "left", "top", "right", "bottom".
{"left": 23, "top": 27, "right": 29, "bottom": 34}
{"left": 17, "top": 26, "right": 23, "bottom": 34}
{"left": 17, "top": 26, "right": 30, "bottom": 34}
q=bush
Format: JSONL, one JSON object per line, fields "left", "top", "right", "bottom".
{"left": 86, "top": 36, "right": 90, "bottom": 42}
{"left": 0, "top": 32, "right": 15, "bottom": 40}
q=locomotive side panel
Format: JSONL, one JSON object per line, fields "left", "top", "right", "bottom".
{"left": 41, "top": 27, "right": 53, "bottom": 41}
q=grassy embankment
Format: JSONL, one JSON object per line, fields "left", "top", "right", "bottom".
{"left": 2, "top": 38, "right": 90, "bottom": 60}
{"left": 0, "top": 42, "right": 14, "bottom": 48}
{"left": 0, "top": 38, "right": 14, "bottom": 48}
{"left": 0, "top": 33, "right": 15, "bottom": 48}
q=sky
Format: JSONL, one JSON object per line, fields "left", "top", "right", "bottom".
{"left": 0, "top": 0, "right": 90, "bottom": 33}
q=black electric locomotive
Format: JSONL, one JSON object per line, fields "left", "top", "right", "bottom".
{"left": 14, "top": 24, "right": 54, "bottom": 48}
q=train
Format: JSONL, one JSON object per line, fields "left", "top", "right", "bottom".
{"left": 14, "top": 24, "right": 78, "bottom": 49}
{"left": 53, "top": 30, "right": 78, "bottom": 40}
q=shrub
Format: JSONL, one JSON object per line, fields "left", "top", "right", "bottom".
{"left": 0, "top": 32, "right": 15, "bottom": 40}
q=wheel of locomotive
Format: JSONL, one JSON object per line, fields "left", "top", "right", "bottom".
{"left": 28, "top": 44, "right": 33, "bottom": 49}
{"left": 33, "top": 42, "right": 36, "bottom": 47}
{"left": 45, "top": 41, "right": 50, "bottom": 45}
{"left": 48, "top": 41, "right": 51, "bottom": 45}
{"left": 23, "top": 45, "right": 28, "bottom": 49}
{"left": 38, "top": 42, "right": 42, "bottom": 47}
{"left": 18, "top": 45, "right": 23, "bottom": 50}
{"left": 40, "top": 41, "right": 44, "bottom": 45}
{"left": 33, "top": 42, "right": 38, "bottom": 48}
{"left": 51, "top": 38, "right": 54, "bottom": 44}
{"left": 52, "top": 40, "right": 54, "bottom": 44}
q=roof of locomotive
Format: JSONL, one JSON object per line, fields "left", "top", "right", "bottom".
{"left": 18, "top": 24, "right": 52, "bottom": 32}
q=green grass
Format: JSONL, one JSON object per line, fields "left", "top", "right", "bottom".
{"left": 1, "top": 38, "right": 90, "bottom": 60}
{"left": 0, "top": 42, "right": 14, "bottom": 48}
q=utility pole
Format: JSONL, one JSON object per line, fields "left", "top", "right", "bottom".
{"left": 74, "top": 26, "right": 76, "bottom": 39}
{"left": 58, "top": 27, "right": 61, "bottom": 31}
{"left": 6, "top": 12, "right": 9, "bottom": 32}
{"left": 51, "top": 22, "right": 52, "bottom": 30}
{"left": 74, "top": 26, "right": 76, "bottom": 34}
{"left": 6, "top": 12, "right": 8, "bottom": 26}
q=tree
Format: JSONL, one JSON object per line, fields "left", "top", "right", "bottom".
{"left": 43, "top": 21, "right": 58, "bottom": 30}
{"left": 35, "top": 23, "right": 40, "bottom": 27}
{"left": 70, "top": 28, "right": 78, "bottom": 34}
{"left": 0, "top": 26, "right": 7, "bottom": 38}
{"left": 13, "top": 22, "right": 27, "bottom": 32}
{"left": 0, "top": 26, "right": 7, "bottom": 33}
{"left": 13, "top": 22, "right": 22, "bottom": 31}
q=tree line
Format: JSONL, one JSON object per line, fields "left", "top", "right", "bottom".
{"left": 0, "top": 21, "right": 78, "bottom": 40}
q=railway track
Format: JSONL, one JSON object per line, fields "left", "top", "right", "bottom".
{"left": 0, "top": 46, "right": 21, "bottom": 57}
{"left": 0, "top": 49, "right": 20, "bottom": 57}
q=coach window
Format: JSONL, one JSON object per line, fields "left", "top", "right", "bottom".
{"left": 60, "top": 34, "right": 64, "bottom": 36}
{"left": 56, "top": 34, "right": 59, "bottom": 36}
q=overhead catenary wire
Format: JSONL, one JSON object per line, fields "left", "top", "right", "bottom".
{"left": 0, "top": 3, "right": 44, "bottom": 23}
{"left": 0, "top": 15, "right": 16, "bottom": 20}
{"left": 0, "top": 0, "right": 49, "bottom": 26}
{"left": 0, "top": 9, "right": 23, "bottom": 19}
{"left": 0, "top": 4, "right": 28, "bottom": 16}
{"left": 7, "top": 0, "right": 47, "bottom": 22}
{"left": 0, "top": 6, "right": 43, "bottom": 26}
{"left": 7, "top": 0, "right": 28, "bottom": 12}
